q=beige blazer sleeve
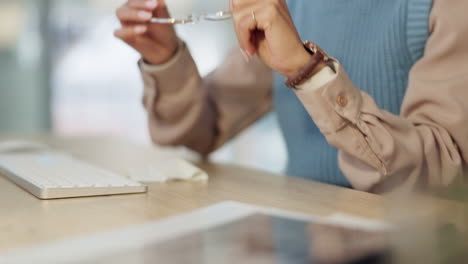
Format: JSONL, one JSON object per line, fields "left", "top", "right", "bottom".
{"left": 295, "top": 0, "right": 468, "bottom": 192}
{"left": 140, "top": 45, "right": 273, "bottom": 155}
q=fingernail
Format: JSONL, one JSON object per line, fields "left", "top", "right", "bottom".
{"left": 134, "top": 25, "right": 147, "bottom": 34}
{"left": 138, "top": 11, "right": 152, "bottom": 20}
{"left": 145, "top": 0, "right": 158, "bottom": 8}
{"left": 240, "top": 49, "right": 251, "bottom": 62}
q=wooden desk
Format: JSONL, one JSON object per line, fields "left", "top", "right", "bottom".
{"left": 0, "top": 136, "right": 384, "bottom": 254}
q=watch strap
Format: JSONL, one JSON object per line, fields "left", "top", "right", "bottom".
{"left": 285, "top": 41, "right": 330, "bottom": 88}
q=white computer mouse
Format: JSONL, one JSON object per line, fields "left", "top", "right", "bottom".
{"left": 0, "top": 140, "right": 49, "bottom": 154}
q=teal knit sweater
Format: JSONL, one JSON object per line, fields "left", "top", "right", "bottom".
{"left": 273, "top": 0, "right": 433, "bottom": 187}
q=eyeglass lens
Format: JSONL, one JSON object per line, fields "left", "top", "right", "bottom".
{"left": 151, "top": 11, "right": 231, "bottom": 24}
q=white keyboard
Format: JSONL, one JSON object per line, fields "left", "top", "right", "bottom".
{"left": 0, "top": 151, "right": 147, "bottom": 199}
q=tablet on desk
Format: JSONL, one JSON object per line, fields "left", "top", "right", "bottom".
{"left": 1, "top": 202, "right": 392, "bottom": 264}
{"left": 91, "top": 214, "right": 391, "bottom": 264}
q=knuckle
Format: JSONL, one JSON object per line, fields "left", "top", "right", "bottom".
{"left": 129, "top": 0, "right": 144, "bottom": 5}
{"left": 114, "top": 29, "right": 126, "bottom": 39}
{"left": 231, "top": 0, "right": 241, "bottom": 10}
{"left": 232, "top": 13, "right": 243, "bottom": 25}
{"left": 273, "top": 1, "right": 281, "bottom": 9}
{"left": 272, "top": 0, "right": 284, "bottom": 8}
{"left": 116, "top": 6, "right": 126, "bottom": 18}
{"left": 265, "top": 4, "right": 279, "bottom": 19}
{"left": 127, "top": 0, "right": 141, "bottom": 8}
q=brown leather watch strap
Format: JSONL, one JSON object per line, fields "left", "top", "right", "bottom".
{"left": 285, "top": 41, "right": 329, "bottom": 88}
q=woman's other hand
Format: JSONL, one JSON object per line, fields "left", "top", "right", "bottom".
{"left": 115, "top": 0, "right": 178, "bottom": 65}
{"left": 230, "top": 0, "right": 312, "bottom": 78}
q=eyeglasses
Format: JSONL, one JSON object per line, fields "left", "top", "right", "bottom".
{"left": 151, "top": 10, "right": 232, "bottom": 24}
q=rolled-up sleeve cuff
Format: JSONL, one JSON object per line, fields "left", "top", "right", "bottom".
{"left": 294, "top": 62, "right": 363, "bottom": 134}
{"left": 294, "top": 62, "right": 385, "bottom": 172}
{"left": 139, "top": 40, "right": 185, "bottom": 73}
{"left": 138, "top": 40, "right": 200, "bottom": 94}
{"left": 296, "top": 63, "right": 337, "bottom": 91}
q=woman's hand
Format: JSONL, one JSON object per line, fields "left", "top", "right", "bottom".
{"left": 115, "top": 0, "right": 178, "bottom": 65}
{"left": 230, "top": 0, "right": 313, "bottom": 79}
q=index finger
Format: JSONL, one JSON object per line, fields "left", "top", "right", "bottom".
{"left": 128, "top": 0, "right": 158, "bottom": 11}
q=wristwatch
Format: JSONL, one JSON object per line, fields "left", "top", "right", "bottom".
{"left": 285, "top": 41, "right": 334, "bottom": 88}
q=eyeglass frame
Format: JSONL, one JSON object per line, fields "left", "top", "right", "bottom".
{"left": 150, "top": 11, "right": 231, "bottom": 24}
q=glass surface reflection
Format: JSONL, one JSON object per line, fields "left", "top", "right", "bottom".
{"left": 74, "top": 215, "right": 391, "bottom": 264}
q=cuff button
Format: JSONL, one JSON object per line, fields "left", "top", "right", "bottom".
{"left": 336, "top": 94, "right": 348, "bottom": 107}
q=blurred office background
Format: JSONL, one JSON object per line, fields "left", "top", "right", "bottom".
{"left": 0, "top": 0, "right": 286, "bottom": 174}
